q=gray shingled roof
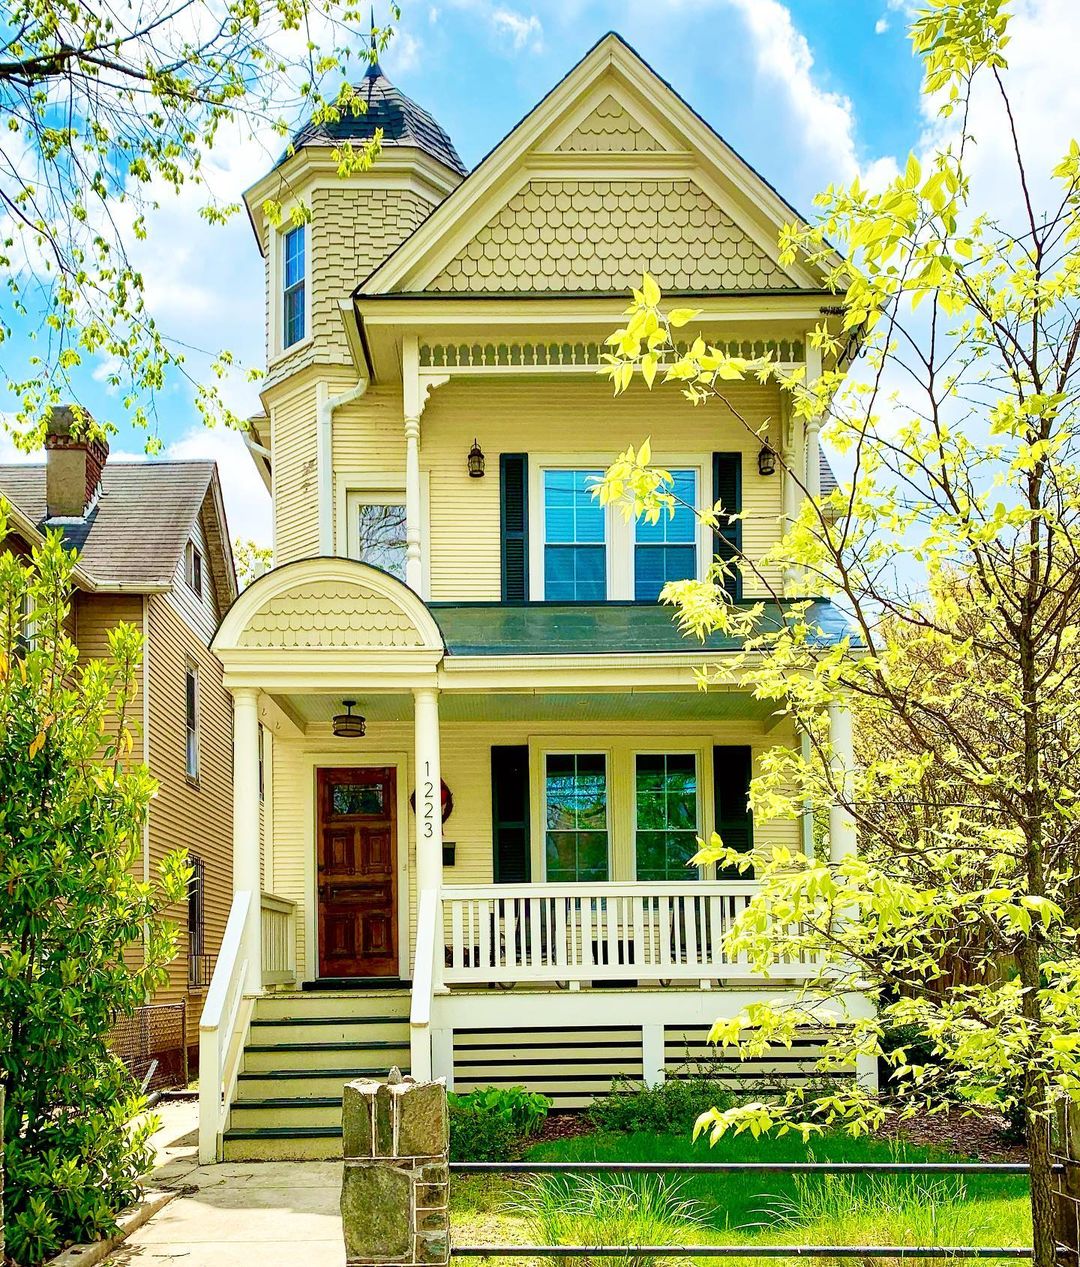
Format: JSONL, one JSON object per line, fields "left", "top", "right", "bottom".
{"left": 288, "top": 62, "right": 466, "bottom": 177}
{"left": 0, "top": 460, "right": 217, "bottom": 589}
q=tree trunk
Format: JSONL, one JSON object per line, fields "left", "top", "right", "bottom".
{"left": 1027, "top": 1097, "right": 1057, "bottom": 1267}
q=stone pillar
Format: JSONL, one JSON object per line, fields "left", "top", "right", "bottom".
{"left": 340, "top": 1073, "right": 449, "bottom": 1267}
{"left": 828, "top": 698, "right": 856, "bottom": 866}
{"left": 232, "top": 686, "right": 262, "bottom": 994}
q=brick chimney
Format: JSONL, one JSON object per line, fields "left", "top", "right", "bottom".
{"left": 44, "top": 406, "right": 109, "bottom": 519}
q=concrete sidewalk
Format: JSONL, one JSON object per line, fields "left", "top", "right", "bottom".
{"left": 106, "top": 1100, "right": 346, "bottom": 1266}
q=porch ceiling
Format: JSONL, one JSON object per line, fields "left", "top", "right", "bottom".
{"left": 277, "top": 688, "right": 777, "bottom": 727}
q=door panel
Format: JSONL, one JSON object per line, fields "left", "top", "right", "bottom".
{"left": 317, "top": 767, "right": 398, "bottom": 978}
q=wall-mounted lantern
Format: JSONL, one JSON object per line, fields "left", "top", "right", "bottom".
{"left": 757, "top": 442, "right": 778, "bottom": 477}
{"left": 467, "top": 438, "right": 485, "bottom": 478}
{"left": 332, "top": 699, "right": 366, "bottom": 739}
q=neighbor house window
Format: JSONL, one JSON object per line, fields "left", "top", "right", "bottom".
{"left": 14, "top": 591, "right": 35, "bottom": 657}
{"left": 185, "top": 665, "right": 199, "bottom": 780}
{"left": 188, "top": 854, "right": 206, "bottom": 986}
{"left": 634, "top": 469, "right": 698, "bottom": 601}
{"left": 544, "top": 753, "right": 609, "bottom": 882}
{"left": 282, "top": 224, "right": 306, "bottom": 348}
{"left": 635, "top": 753, "right": 699, "bottom": 881}
{"left": 543, "top": 469, "right": 606, "bottom": 600}
{"left": 185, "top": 541, "right": 203, "bottom": 598}
{"left": 346, "top": 494, "right": 407, "bottom": 581}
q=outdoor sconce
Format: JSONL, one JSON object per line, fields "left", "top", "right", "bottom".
{"left": 467, "top": 438, "right": 485, "bottom": 478}
{"left": 332, "top": 699, "right": 366, "bottom": 739}
{"left": 757, "top": 442, "right": 778, "bottom": 477}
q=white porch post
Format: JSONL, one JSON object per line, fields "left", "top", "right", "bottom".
{"left": 805, "top": 417, "right": 821, "bottom": 501}
{"left": 828, "top": 698, "right": 856, "bottom": 865}
{"left": 405, "top": 413, "right": 422, "bottom": 593}
{"left": 232, "top": 687, "right": 263, "bottom": 994}
{"left": 413, "top": 686, "right": 443, "bottom": 984}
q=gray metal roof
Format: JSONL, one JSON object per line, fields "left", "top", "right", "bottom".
{"left": 0, "top": 460, "right": 219, "bottom": 590}
{"left": 288, "top": 62, "right": 466, "bottom": 177}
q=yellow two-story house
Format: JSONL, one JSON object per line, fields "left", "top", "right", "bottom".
{"left": 200, "top": 32, "right": 868, "bottom": 1162}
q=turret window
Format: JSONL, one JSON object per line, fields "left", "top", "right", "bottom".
{"left": 282, "top": 225, "right": 306, "bottom": 348}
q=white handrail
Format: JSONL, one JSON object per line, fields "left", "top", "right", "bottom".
{"left": 199, "top": 890, "right": 254, "bottom": 1164}
{"left": 410, "top": 888, "right": 438, "bottom": 1081}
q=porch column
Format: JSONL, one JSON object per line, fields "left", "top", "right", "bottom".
{"left": 827, "top": 698, "right": 856, "bottom": 865}
{"left": 233, "top": 687, "right": 262, "bottom": 994}
{"left": 405, "top": 415, "right": 422, "bottom": 594}
{"left": 782, "top": 442, "right": 800, "bottom": 591}
{"left": 805, "top": 417, "right": 821, "bottom": 501}
{"left": 413, "top": 687, "right": 443, "bottom": 984}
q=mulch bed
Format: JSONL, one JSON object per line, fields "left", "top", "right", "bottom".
{"left": 875, "top": 1106, "right": 1027, "bottom": 1163}
{"left": 532, "top": 1112, "right": 594, "bottom": 1145}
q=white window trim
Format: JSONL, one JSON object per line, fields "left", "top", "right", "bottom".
{"left": 335, "top": 472, "right": 430, "bottom": 599}
{"left": 268, "top": 214, "right": 313, "bottom": 364}
{"left": 186, "top": 541, "right": 204, "bottom": 599}
{"left": 630, "top": 748, "right": 705, "bottom": 881}
{"left": 528, "top": 454, "right": 710, "bottom": 601}
{"left": 536, "top": 747, "right": 613, "bottom": 883}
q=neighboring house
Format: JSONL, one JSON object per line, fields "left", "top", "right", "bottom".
{"left": 0, "top": 410, "right": 238, "bottom": 1077}
{"left": 200, "top": 33, "right": 867, "bottom": 1162}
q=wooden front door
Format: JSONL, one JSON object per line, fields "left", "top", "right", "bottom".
{"left": 317, "top": 767, "right": 398, "bottom": 978}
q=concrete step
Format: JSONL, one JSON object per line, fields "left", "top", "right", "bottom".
{"left": 255, "top": 991, "right": 410, "bottom": 1021}
{"left": 229, "top": 1097, "right": 344, "bottom": 1130}
{"left": 235, "top": 1067, "right": 403, "bottom": 1100}
{"left": 242, "top": 1041, "right": 410, "bottom": 1073}
{"left": 248, "top": 1016, "right": 409, "bottom": 1045}
{"left": 221, "top": 1125, "right": 343, "bottom": 1162}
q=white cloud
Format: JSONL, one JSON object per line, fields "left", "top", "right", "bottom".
{"left": 491, "top": 7, "right": 543, "bottom": 51}
{"left": 724, "top": 0, "right": 898, "bottom": 189}
{"left": 385, "top": 29, "right": 422, "bottom": 73}
{"left": 875, "top": 17, "right": 889, "bottom": 34}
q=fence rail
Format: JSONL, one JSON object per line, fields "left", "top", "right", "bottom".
{"left": 441, "top": 881, "right": 815, "bottom": 986}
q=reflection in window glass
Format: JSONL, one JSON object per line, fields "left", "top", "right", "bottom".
{"left": 635, "top": 469, "right": 697, "bottom": 601}
{"left": 354, "top": 503, "right": 407, "bottom": 580}
{"left": 545, "top": 753, "right": 608, "bottom": 881}
{"left": 332, "top": 783, "right": 385, "bottom": 815}
{"left": 635, "top": 753, "right": 699, "bottom": 880}
{"left": 544, "top": 469, "right": 606, "bottom": 601}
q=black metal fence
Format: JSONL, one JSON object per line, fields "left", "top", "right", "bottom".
{"left": 450, "top": 1159, "right": 1042, "bottom": 1261}
{"left": 108, "top": 1001, "right": 188, "bottom": 1092}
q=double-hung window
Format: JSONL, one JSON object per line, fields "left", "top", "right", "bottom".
{"left": 543, "top": 469, "right": 606, "bottom": 601}
{"left": 282, "top": 225, "right": 306, "bottom": 349}
{"left": 634, "top": 469, "right": 698, "bottom": 601}
{"left": 346, "top": 493, "right": 407, "bottom": 581}
{"left": 188, "top": 854, "right": 206, "bottom": 986}
{"left": 634, "top": 753, "right": 699, "bottom": 880}
{"left": 185, "top": 665, "right": 199, "bottom": 780}
{"left": 544, "top": 753, "right": 609, "bottom": 882}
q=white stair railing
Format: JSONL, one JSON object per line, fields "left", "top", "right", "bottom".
{"left": 198, "top": 890, "right": 255, "bottom": 1164}
{"left": 410, "top": 888, "right": 438, "bottom": 1081}
{"left": 261, "top": 892, "right": 296, "bottom": 987}
{"left": 440, "top": 881, "right": 814, "bottom": 987}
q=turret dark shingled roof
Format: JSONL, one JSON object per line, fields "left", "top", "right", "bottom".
{"left": 288, "top": 60, "right": 467, "bottom": 177}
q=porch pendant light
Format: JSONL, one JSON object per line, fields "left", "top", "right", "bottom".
{"left": 757, "top": 442, "right": 778, "bottom": 477}
{"left": 467, "top": 437, "right": 485, "bottom": 478}
{"left": 332, "top": 699, "right": 366, "bottom": 739}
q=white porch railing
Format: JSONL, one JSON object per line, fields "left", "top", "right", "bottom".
{"left": 441, "top": 882, "right": 814, "bottom": 987}
{"left": 410, "top": 888, "right": 438, "bottom": 1081}
{"left": 261, "top": 892, "right": 297, "bottom": 987}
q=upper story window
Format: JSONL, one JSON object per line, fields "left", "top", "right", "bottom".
{"left": 634, "top": 753, "right": 699, "bottom": 880}
{"left": 185, "top": 664, "right": 199, "bottom": 781}
{"left": 185, "top": 541, "right": 203, "bottom": 599}
{"left": 346, "top": 492, "right": 407, "bottom": 581}
{"left": 188, "top": 854, "right": 206, "bottom": 985}
{"left": 544, "top": 752, "right": 609, "bottom": 882}
{"left": 634, "top": 469, "right": 698, "bottom": 602}
{"left": 282, "top": 225, "right": 306, "bottom": 349}
{"left": 543, "top": 469, "right": 606, "bottom": 601}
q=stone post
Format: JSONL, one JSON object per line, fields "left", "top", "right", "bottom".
{"left": 340, "top": 1071, "right": 449, "bottom": 1267}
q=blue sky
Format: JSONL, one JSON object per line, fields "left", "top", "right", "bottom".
{"left": 3, "top": 0, "right": 1077, "bottom": 547}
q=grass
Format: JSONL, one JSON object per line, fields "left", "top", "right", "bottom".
{"left": 450, "top": 1126, "right": 1032, "bottom": 1266}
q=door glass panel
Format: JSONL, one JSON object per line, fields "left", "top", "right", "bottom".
{"left": 545, "top": 753, "right": 609, "bottom": 881}
{"left": 332, "top": 782, "right": 385, "bottom": 815}
{"left": 634, "top": 753, "right": 699, "bottom": 880}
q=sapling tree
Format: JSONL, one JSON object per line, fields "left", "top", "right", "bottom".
{"left": 598, "top": 2, "right": 1080, "bottom": 1262}
{"left": 0, "top": 515, "right": 189, "bottom": 1265}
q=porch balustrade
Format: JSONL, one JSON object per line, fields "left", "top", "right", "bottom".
{"left": 440, "top": 881, "right": 816, "bottom": 987}
{"left": 261, "top": 892, "right": 297, "bottom": 987}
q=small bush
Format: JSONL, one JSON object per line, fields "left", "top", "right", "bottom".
{"left": 448, "top": 1085, "right": 552, "bottom": 1162}
{"left": 587, "top": 1066, "right": 735, "bottom": 1135}
{"left": 516, "top": 1173, "right": 704, "bottom": 1267}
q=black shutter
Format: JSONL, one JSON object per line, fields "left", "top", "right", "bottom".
{"left": 713, "top": 745, "right": 753, "bottom": 879}
{"left": 492, "top": 745, "right": 531, "bottom": 882}
{"left": 712, "top": 452, "right": 742, "bottom": 600}
{"left": 500, "top": 454, "right": 529, "bottom": 601}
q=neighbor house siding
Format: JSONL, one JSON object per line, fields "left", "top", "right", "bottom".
{"left": 73, "top": 593, "right": 147, "bottom": 763}
{"left": 146, "top": 592, "right": 233, "bottom": 1052}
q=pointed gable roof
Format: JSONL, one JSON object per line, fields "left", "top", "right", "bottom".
{"left": 355, "top": 32, "right": 827, "bottom": 298}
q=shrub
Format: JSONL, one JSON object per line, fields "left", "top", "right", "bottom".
{"left": 0, "top": 523, "right": 188, "bottom": 1264}
{"left": 516, "top": 1173, "right": 704, "bottom": 1267}
{"left": 448, "top": 1085, "right": 551, "bottom": 1162}
{"left": 588, "top": 1065, "right": 735, "bottom": 1136}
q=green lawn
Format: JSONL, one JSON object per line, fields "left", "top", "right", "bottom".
{"left": 450, "top": 1127, "right": 1031, "bottom": 1266}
